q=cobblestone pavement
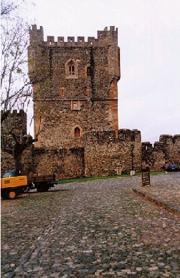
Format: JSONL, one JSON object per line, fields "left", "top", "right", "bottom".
{"left": 1, "top": 173, "right": 180, "bottom": 277}
{"left": 133, "top": 172, "right": 180, "bottom": 215}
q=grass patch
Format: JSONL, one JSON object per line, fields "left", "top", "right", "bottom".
{"left": 58, "top": 171, "right": 164, "bottom": 184}
{"left": 150, "top": 171, "right": 164, "bottom": 176}
{"left": 135, "top": 171, "right": 164, "bottom": 176}
{"left": 58, "top": 174, "right": 130, "bottom": 184}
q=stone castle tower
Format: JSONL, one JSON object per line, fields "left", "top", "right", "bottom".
{"left": 28, "top": 25, "right": 120, "bottom": 148}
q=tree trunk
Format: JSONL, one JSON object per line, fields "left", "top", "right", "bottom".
{"left": 14, "top": 152, "right": 23, "bottom": 174}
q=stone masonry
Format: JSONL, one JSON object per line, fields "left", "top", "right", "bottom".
{"left": 84, "top": 129, "right": 142, "bottom": 176}
{"left": 1, "top": 110, "right": 27, "bottom": 139}
{"left": 28, "top": 25, "right": 120, "bottom": 148}
{"left": 1, "top": 114, "right": 142, "bottom": 178}
{"left": 142, "top": 134, "right": 180, "bottom": 171}
{"left": 32, "top": 147, "right": 85, "bottom": 178}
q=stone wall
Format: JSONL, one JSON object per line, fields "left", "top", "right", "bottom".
{"left": 1, "top": 151, "right": 15, "bottom": 175}
{"left": 1, "top": 146, "right": 33, "bottom": 176}
{"left": 2, "top": 124, "right": 180, "bottom": 177}
{"left": 142, "top": 134, "right": 180, "bottom": 171}
{"left": 28, "top": 129, "right": 141, "bottom": 179}
{"left": 84, "top": 129, "right": 142, "bottom": 177}
{"left": 33, "top": 147, "right": 85, "bottom": 179}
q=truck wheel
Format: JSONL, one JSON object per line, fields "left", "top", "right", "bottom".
{"left": 8, "top": 191, "right": 17, "bottom": 199}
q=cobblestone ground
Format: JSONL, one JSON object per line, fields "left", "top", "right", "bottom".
{"left": 1, "top": 173, "right": 180, "bottom": 278}
{"left": 133, "top": 172, "right": 180, "bottom": 215}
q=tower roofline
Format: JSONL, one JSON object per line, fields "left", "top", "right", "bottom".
{"left": 29, "top": 25, "right": 118, "bottom": 47}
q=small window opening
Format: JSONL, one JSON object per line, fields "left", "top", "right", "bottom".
{"left": 87, "top": 66, "right": 91, "bottom": 76}
{"left": 71, "top": 100, "right": 80, "bottom": 111}
{"left": 74, "top": 127, "right": 80, "bottom": 138}
{"left": 59, "top": 87, "right": 65, "bottom": 97}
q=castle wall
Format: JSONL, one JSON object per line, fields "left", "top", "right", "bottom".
{"left": 84, "top": 129, "right": 142, "bottom": 177}
{"left": 1, "top": 146, "right": 33, "bottom": 176}
{"left": 1, "top": 151, "right": 15, "bottom": 175}
{"left": 1, "top": 110, "right": 179, "bottom": 178}
{"left": 30, "top": 129, "right": 142, "bottom": 179}
{"left": 33, "top": 147, "right": 85, "bottom": 179}
{"left": 142, "top": 134, "right": 180, "bottom": 171}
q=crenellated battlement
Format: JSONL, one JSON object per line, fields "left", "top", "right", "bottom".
{"left": 29, "top": 25, "right": 118, "bottom": 47}
{"left": 142, "top": 134, "right": 180, "bottom": 170}
{"left": 1, "top": 110, "right": 27, "bottom": 136}
{"left": 173, "top": 135, "right": 180, "bottom": 143}
{"left": 85, "top": 129, "right": 141, "bottom": 144}
{"left": 118, "top": 129, "right": 141, "bottom": 142}
{"left": 1, "top": 109, "right": 26, "bottom": 118}
{"left": 29, "top": 24, "right": 44, "bottom": 44}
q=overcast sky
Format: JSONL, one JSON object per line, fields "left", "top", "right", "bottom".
{"left": 26, "top": 0, "right": 180, "bottom": 142}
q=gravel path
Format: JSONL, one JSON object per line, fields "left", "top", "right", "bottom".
{"left": 1, "top": 174, "right": 180, "bottom": 277}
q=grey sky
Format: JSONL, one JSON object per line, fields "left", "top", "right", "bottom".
{"left": 27, "top": 0, "right": 180, "bottom": 142}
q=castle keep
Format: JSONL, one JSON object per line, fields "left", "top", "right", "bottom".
{"left": 29, "top": 25, "right": 120, "bottom": 148}
{"left": 1, "top": 26, "right": 179, "bottom": 178}
{"left": 27, "top": 25, "right": 142, "bottom": 177}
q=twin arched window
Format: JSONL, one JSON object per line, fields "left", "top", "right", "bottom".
{"left": 65, "top": 59, "right": 91, "bottom": 79}
{"left": 68, "top": 60, "right": 75, "bottom": 75}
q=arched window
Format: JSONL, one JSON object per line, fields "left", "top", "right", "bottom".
{"left": 68, "top": 60, "right": 75, "bottom": 75}
{"left": 65, "top": 59, "right": 78, "bottom": 79}
{"left": 74, "top": 127, "right": 81, "bottom": 138}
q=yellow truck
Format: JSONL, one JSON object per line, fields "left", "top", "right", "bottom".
{"left": 1, "top": 170, "right": 57, "bottom": 199}
{"left": 1, "top": 174, "right": 28, "bottom": 199}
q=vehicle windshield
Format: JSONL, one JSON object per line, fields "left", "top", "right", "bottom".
{"left": 3, "top": 170, "right": 18, "bottom": 178}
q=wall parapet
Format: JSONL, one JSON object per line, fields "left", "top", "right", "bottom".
{"left": 1, "top": 109, "right": 26, "bottom": 117}
{"left": 85, "top": 129, "right": 141, "bottom": 144}
{"left": 1, "top": 109, "right": 27, "bottom": 136}
{"left": 29, "top": 25, "right": 118, "bottom": 47}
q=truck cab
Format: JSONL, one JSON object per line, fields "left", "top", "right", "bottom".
{"left": 1, "top": 170, "right": 28, "bottom": 199}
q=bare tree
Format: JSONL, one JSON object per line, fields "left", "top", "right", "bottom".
{"left": 2, "top": 113, "right": 42, "bottom": 174}
{"left": 1, "top": 0, "right": 17, "bottom": 16}
{"left": 1, "top": 1, "right": 44, "bottom": 174}
{"left": 1, "top": 0, "right": 32, "bottom": 122}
